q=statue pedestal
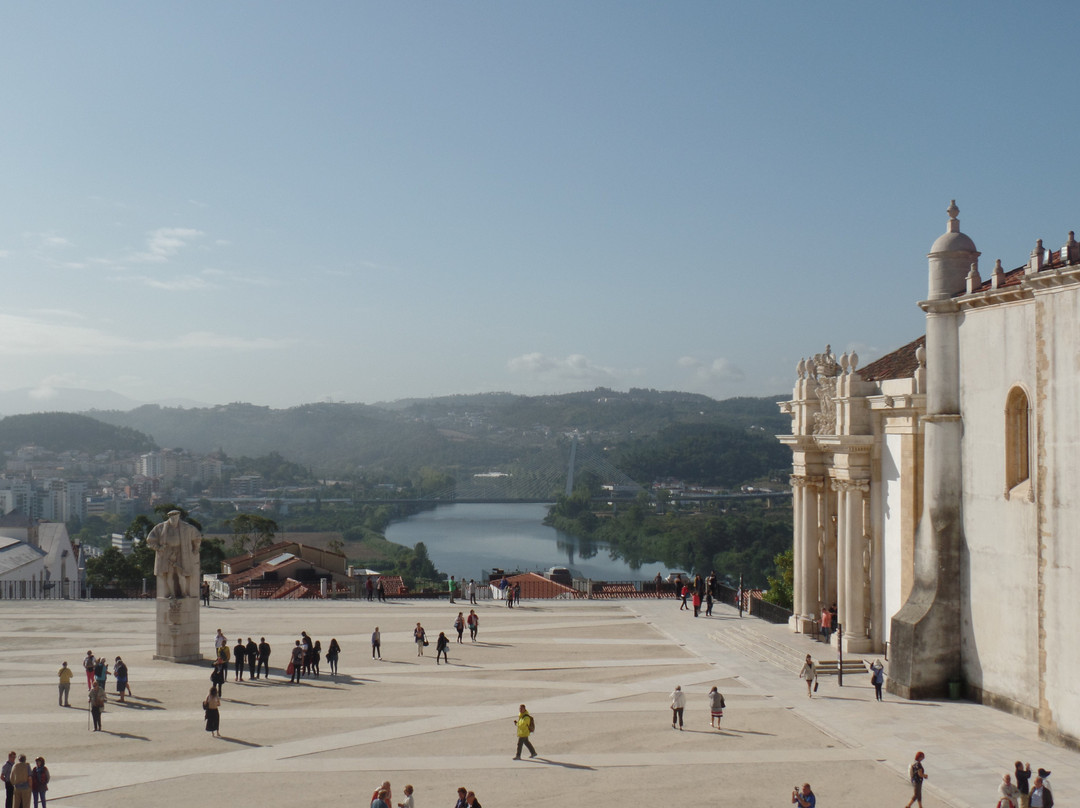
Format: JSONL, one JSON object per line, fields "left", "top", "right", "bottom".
{"left": 154, "top": 597, "right": 202, "bottom": 662}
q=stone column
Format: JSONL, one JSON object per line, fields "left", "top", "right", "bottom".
{"left": 797, "top": 477, "right": 822, "bottom": 633}
{"left": 790, "top": 478, "right": 805, "bottom": 633}
{"left": 842, "top": 481, "right": 872, "bottom": 652}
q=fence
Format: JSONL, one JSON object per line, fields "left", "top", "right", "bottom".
{"left": 0, "top": 579, "right": 83, "bottom": 599}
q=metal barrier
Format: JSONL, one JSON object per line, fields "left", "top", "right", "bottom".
{"left": 0, "top": 579, "right": 83, "bottom": 599}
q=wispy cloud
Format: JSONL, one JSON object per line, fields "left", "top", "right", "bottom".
{"left": 0, "top": 312, "right": 294, "bottom": 356}
{"left": 508, "top": 352, "right": 619, "bottom": 384}
{"left": 677, "top": 356, "right": 746, "bottom": 383}
{"left": 133, "top": 227, "right": 204, "bottom": 263}
{"left": 119, "top": 274, "right": 214, "bottom": 292}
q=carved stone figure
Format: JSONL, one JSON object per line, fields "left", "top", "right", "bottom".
{"left": 146, "top": 510, "right": 203, "bottom": 599}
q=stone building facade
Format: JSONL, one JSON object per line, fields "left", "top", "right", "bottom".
{"left": 780, "top": 202, "right": 1080, "bottom": 750}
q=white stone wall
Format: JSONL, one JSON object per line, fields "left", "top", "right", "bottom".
{"left": 1036, "top": 285, "right": 1080, "bottom": 742}
{"left": 958, "top": 299, "right": 1039, "bottom": 714}
{"left": 881, "top": 431, "right": 904, "bottom": 646}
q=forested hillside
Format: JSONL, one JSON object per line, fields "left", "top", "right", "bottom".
{"left": 0, "top": 413, "right": 155, "bottom": 454}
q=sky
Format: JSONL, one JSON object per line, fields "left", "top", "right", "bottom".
{"left": 1, "top": 2, "right": 1076, "bottom": 410}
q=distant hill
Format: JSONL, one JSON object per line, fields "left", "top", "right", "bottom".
{"left": 84, "top": 390, "right": 789, "bottom": 479}
{"left": 0, "top": 413, "right": 156, "bottom": 455}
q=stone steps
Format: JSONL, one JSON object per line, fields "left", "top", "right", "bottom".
{"left": 712, "top": 625, "right": 870, "bottom": 676}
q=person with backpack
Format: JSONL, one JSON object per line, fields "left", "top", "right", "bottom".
{"left": 467, "top": 610, "right": 478, "bottom": 642}
{"left": 113, "top": 657, "right": 131, "bottom": 703}
{"left": 93, "top": 659, "right": 108, "bottom": 690}
{"left": 435, "top": 632, "right": 450, "bottom": 665}
{"left": 82, "top": 652, "right": 96, "bottom": 690}
{"left": 513, "top": 704, "right": 537, "bottom": 760}
{"left": 454, "top": 613, "right": 465, "bottom": 644}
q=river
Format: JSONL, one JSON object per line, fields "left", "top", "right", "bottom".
{"left": 384, "top": 502, "right": 667, "bottom": 583}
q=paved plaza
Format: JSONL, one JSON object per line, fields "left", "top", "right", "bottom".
{"left": 1, "top": 595, "right": 1074, "bottom": 807}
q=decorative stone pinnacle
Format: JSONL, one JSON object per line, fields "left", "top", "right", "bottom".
{"left": 947, "top": 200, "right": 960, "bottom": 233}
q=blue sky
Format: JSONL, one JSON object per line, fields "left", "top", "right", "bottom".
{"left": 1, "top": 2, "right": 1075, "bottom": 409}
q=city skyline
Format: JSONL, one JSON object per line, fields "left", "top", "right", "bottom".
{"left": 2, "top": 2, "right": 1075, "bottom": 410}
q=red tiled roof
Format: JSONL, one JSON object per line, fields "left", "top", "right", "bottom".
{"left": 506, "top": 571, "right": 577, "bottom": 598}
{"left": 858, "top": 335, "right": 925, "bottom": 382}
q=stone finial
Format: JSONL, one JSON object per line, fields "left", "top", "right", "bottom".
{"left": 839, "top": 352, "right": 849, "bottom": 373}
{"left": 945, "top": 199, "right": 961, "bottom": 233}
{"left": 849, "top": 351, "right": 858, "bottom": 371}
{"left": 991, "top": 259, "right": 1004, "bottom": 289}
{"left": 1029, "top": 239, "right": 1044, "bottom": 274}
{"left": 966, "top": 262, "right": 982, "bottom": 293}
{"left": 1064, "top": 231, "right": 1079, "bottom": 265}
{"left": 915, "top": 345, "right": 926, "bottom": 368}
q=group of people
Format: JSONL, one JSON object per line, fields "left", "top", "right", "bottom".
{"left": 494, "top": 577, "right": 521, "bottom": 606}
{"left": 411, "top": 610, "right": 481, "bottom": 664}
{"left": 996, "top": 763, "right": 1055, "bottom": 808}
{"left": 368, "top": 780, "right": 416, "bottom": 808}
{"left": 364, "top": 576, "right": 389, "bottom": 601}
{"left": 210, "top": 633, "right": 271, "bottom": 689}
{"left": 666, "top": 571, "right": 725, "bottom": 618}
{"left": 1, "top": 751, "right": 49, "bottom": 808}
{"left": 668, "top": 685, "right": 725, "bottom": 730}
{"left": 66, "top": 651, "right": 132, "bottom": 730}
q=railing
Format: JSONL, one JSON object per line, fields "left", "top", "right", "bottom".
{"left": 0, "top": 579, "right": 84, "bottom": 599}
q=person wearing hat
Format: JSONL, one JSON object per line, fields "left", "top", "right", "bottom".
{"left": 29, "top": 759, "right": 47, "bottom": 808}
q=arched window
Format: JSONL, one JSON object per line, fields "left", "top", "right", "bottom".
{"left": 1004, "top": 386, "right": 1030, "bottom": 497}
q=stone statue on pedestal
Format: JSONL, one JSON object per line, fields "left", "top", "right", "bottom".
{"left": 146, "top": 510, "right": 203, "bottom": 599}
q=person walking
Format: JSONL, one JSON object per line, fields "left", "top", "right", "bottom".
{"left": 454, "top": 612, "right": 465, "bottom": 643}
{"left": 820, "top": 606, "right": 832, "bottom": 643}
{"left": 904, "top": 751, "right": 928, "bottom": 808}
{"left": 692, "top": 591, "right": 701, "bottom": 617}
{"left": 448, "top": 575, "right": 457, "bottom": 603}
{"left": 870, "top": 659, "right": 885, "bottom": 701}
{"left": 245, "top": 638, "right": 258, "bottom": 680}
{"left": 372, "top": 627, "right": 381, "bottom": 659}
{"left": 326, "top": 638, "right": 341, "bottom": 675}
{"left": 679, "top": 582, "right": 689, "bottom": 611}
{"left": 435, "top": 632, "right": 449, "bottom": 665}
{"left": 467, "top": 610, "right": 478, "bottom": 642}
{"left": 88, "top": 683, "right": 106, "bottom": 731}
{"left": 799, "top": 654, "right": 816, "bottom": 698}
{"left": 57, "top": 662, "right": 73, "bottom": 707}
{"left": 203, "top": 687, "right": 221, "bottom": 738}
{"left": 705, "top": 590, "right": 714, "bottom": 617}
{"left": 214, "top": 629, "right": 227, "bottom": 661}
{"left": 28, "top": 759, "right": 47, "bottom": 808}
{"left": 201, "top": 581, "right": 211, "bottom": 606}
{"left": 365, "top": 577, "right": 374, "bottom": 601}
{"left": 468, "top": 579, "right": 477, "bottom": 605}
{"left": 670, "top": 685, "right": 686, "bottom": 729}
{"left": 9, "top": 756, "right": 29, "bottom": 808}
{"left": 113, "top": 657, "right": 131, "bottom": 703}
{"left": 465, "top": 791, "right": 481, "bottom": 808}
{"left": 708, "top": 686, "right": 725, "bottom": 728}
{"left": 376, "top": 576, "right": 385, "bottom": 601}
{"left": 414, "top": 623, "right": 427, "bottom": 657}
{"left": 82, "top": 651, "right": 96, "bottom": 691}
{"left": 257, "top": 638, "right": 271, "bottom": 678}
{"left": 512, "top": 704, "right": 537, "bottom": 760}
{"left": 312, "top": 640, "right": 322, "bottom": 677}
{"left": 654, "top": 571, "right": 663, "bottom": 598}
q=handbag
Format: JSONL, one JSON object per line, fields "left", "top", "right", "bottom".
{"left": 423, "top": 639, "right": 429, "bottom": 646}
{"left": 813, "top": 680, "right": 819, "bottom": 692}
{"left": 286, "top": 661, "right": 295, "bottom": 675}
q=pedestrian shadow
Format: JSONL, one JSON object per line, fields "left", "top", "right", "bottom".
{"left": 104, "top": 730, "right": 151, "bottom": 741}
{"left": 724, "top": 727, "right": 776, "bottom": 736}
{"left": 217, "top": 736, "right": 263, "bottom": 747}
{"left": 525, "top": 758, "right": 594, "bottom": 771}
{"left": 117, "top": 701, "right": 166, "bottom": 711}
{"left": 221, "top": 697, "right": 269, "bottom": 706}
{"left": 472, "top": 641, "right": 513, "bottom": 648}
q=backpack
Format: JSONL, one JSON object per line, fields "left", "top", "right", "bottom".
{"left": 527, "top": 714, "right": 535, "bottom": 732}
{"left": 92, "top": 689, "right": 106, "bottom": 708}
{"left": 720, "top": 695, "right": 726, "bottom": 709}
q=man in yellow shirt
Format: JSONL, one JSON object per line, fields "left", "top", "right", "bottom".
{"left": 57, "top": 662, "right": 74, "bottom": 707}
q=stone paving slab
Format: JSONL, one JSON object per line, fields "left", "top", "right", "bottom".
{"left": 0, "top": 597, "right": 1073, "bottom": 808}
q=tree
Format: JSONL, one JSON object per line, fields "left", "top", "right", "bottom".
{"left": 763, "top": 548, "right": 794, "bottom": 610}
{"left": 200, "top": 537, "right": 227, "bottom": 575}
{"left": 224, "top": 513, "right": 279, "bottom": 555}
